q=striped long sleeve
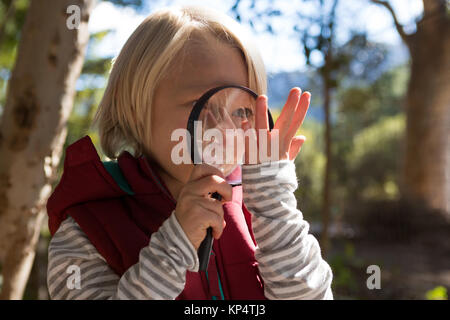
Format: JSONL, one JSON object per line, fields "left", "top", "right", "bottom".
{"left": 48, "top": 160, "right": 332, "bottom": 300}
{"left": 47, "top": 211, "right": 199, "bottom": 299}
{"left": 242, "top": 160, "right": 334, "bottom": 300}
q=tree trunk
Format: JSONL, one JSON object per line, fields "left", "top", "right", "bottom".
{"left": 401, "top": 2, "right": 450, "bottom": 216}
{"left": 0, "top": 0, "right": 95, "bottom": 299}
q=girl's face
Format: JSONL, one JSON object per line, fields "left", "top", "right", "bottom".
{"left": 149, "top": 35, "right": 249, "bottom": 197}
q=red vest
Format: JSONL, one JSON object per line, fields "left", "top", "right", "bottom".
{"left": 46, "top": 135, "right": 266, "bottom": 300}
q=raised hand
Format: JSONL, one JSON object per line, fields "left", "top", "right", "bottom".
{"left": 244, "top": 87, "right": 310, "bottom": 163}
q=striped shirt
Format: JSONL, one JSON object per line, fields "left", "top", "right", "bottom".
{"left": 47, "top": 160, "right": 333, "bottom": 300}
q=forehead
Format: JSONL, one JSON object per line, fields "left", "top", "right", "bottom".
{"left": 163, "top": 35, "right": 249, "bottom": 95}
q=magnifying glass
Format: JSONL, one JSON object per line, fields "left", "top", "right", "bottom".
{"left": 186, "top": 84, "right": 274, "bottom": 271}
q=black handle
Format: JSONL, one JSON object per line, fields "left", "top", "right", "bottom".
{"left": 198, "top": 192, "right": 222, "bottom": 271}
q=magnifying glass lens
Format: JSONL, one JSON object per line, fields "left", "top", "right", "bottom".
{"left": 194, "top": 87, "right": 256, "bottom": 178}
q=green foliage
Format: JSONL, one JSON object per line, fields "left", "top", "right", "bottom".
{"left": 0, "top": 0, "right": 29, "bottom": 110}
{"left": 337, "top": 65, "right": 409, "bottom": 132}
{"left": 90, "top": 29, "right": 112, "bottom": 43}
{"left": 295, "top": 119, "right": 326, "bottom": 221}
{"left": 290, "top": 66, "right": 409, "bottom": 225}
{"left": 349, "top": 114, "right": 405, "bottom": 200}
{"left": 271, "top": 108, "right": 325, "bottom": 221}
{"left": 425, "top": 286, "right": 448, "bottom": 300}
{"left": 329, "top": 242, "right": 366, "bottom": 298}
{"left": 0, "top": 0, "right": 29, "bottom": 66}
{"left": 83, "top": 30, "right": 114, "bottom": 75}
{"left": 351, "top": 114, "right": 405, "bottom": 164}
{"left": 331, "top": 65, "right": 409, "bottom": 222}
{"left": 81, "top": 57, "right": 112, "bottom": 75}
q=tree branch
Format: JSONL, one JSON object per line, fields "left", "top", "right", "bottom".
{"left": 371, "top": 0, "right": 411, "bottom": 45}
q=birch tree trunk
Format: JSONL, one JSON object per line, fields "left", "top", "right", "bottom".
{"left": 0, "top": 0, "right": 95, "bottom": 299}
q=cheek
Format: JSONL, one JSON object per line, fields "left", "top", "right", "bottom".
{"left": 150, "top": 106, "right": 194, "bottom": 181}
{"left": 153, "top": 120, "right": 193, "bottom": 182}
{"left": 159, "top": 115, "right": 188, "bottom": 143}
{"left": 152, "top": 110, "right": 190, "bottom": 159}
{"left": 153, "top": 103, "right": 187, "bottom": 135}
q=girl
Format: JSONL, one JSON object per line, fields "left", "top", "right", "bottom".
{"left": 46, "top": 5, "right": 333, "bottom": 300}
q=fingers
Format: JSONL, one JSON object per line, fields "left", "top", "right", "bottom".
{"left": 189, "top": 163, "right": 225, "bottom": 182}
{"left": 274, "top": 88, "right": 310, "bottom": 160}
{"left": 247, "top": 87, "right": 310, "bottom": 163}
{"left": 188, "top": 164, "right": 233, "bottom": 201}
{"left": 255, "top": 95, "right": 269, "bottom": 132}
{"left": 288, "top": 135, "right": 306, "bottom": 161}
{"left": 193, "top": 175, "right": 233, "bottom": 201}
{"left": 202, "top": 208, "right": 226, "bottom": 240}
{"left": 274, "top": 87, "right": 301, "bottom": 132}
{"left": 197, "top": 196, "right": 224, "bottom": 217}
{"left": 255, "top": 95, "right": 270, "bottom": 160}
{"left": 196, "top": 198, "right": 226, "bottom": 239}
{"left": 177, "top": 163, "right": 233, "bottom": 248}
{"left": 242, "top": 121, "right": 258, "bottom": 164}
{"left": 286, "top": 92, "right": 310, "bottom": 141}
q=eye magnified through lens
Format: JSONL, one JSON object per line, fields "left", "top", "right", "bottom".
{"left": 186, "top": 85, "right": 274, "bottom": 271}
{"left": 197, "top": 87, "right": 255, "bottom": 179}
{"left": 187, "top": 85, "right": 273, "bottom": 179}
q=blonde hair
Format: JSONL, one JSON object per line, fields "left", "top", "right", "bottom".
{"left": 92, "top": 5, "right": 267, "bottom": 159}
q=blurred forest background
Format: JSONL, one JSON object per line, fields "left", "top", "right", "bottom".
{"left": 0, "top": 0, "right": 448, "bottom": 300}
